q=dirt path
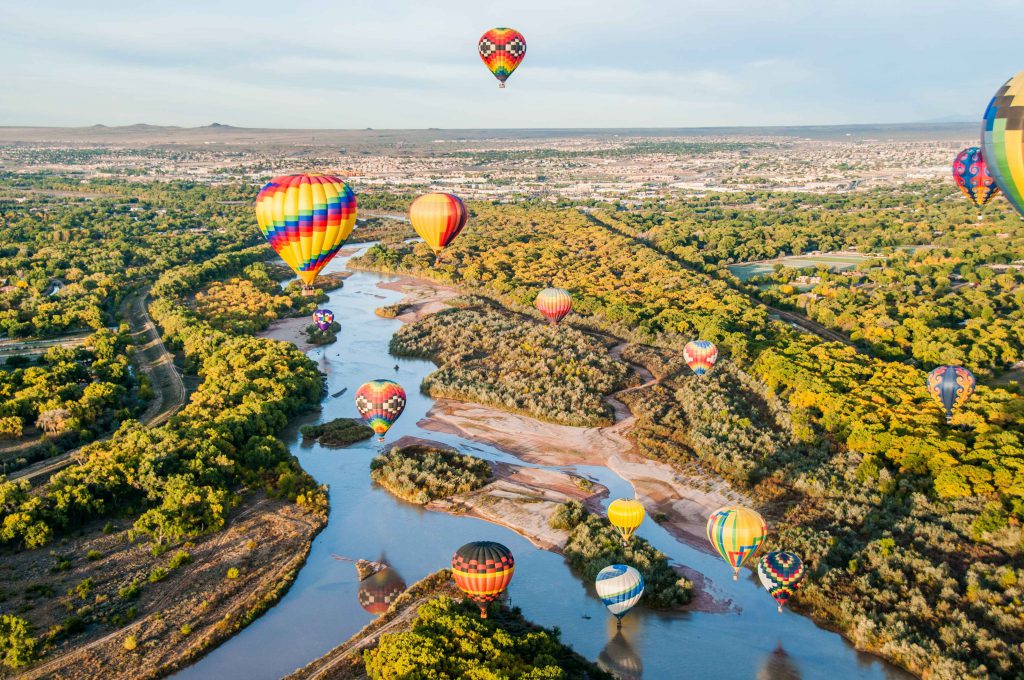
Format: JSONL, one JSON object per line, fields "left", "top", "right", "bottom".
{"left": 8, "top": 289, "right": 188, "bottom": 485}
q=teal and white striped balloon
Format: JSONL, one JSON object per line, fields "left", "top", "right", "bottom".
{"left": 595, "top": 564, "right": 644, "bottom": 622}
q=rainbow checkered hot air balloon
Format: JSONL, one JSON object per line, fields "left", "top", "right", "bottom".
{"left": 409, "top": 193, "right": 468, "bottom": 260}
{"left": 355, "top": 380, "right": 407, "bottom": 441}
{"left": 926, "top": 365, "right": 976, "bottom": 423}
{"left": 707, "top": 506, "right": 767, "bottom": 580}
{"left": 952, "top": 147, "right": 999, "bottom": 210}
{"left": 452, "top": 541, "right": 515, "bottom": 618}
{"left": 312, "top": 308, "right": 334, "bottom": 331}
{"left": 684, "top": 340, "right": 718, "bottom": 376}
{"left": 478, "top": 28, "right": 526, "bottom": 88}
{"left": 535, "top": 287, "right": 572, "bottom": 325}
{"left": 255, "top": 174, "right": 357, "bottom": 294}
{"left": 983, "top": 71, "right": 1024, "bottom": 220}
{"left": 595, "top": 564, "right": 644, "bottom": 628}
{"left": 757, "top": 551, "right": 805, "bottom": 613}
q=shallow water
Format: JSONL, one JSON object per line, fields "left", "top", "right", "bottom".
{"left": 175, "top": 246, "right": 911, "bottom": 680}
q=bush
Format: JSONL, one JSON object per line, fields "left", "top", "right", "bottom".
{"left": 118, "top": 580, "right": 141, "bottom": 600}
{"left": 0, "top": 615, "right": 38, "bottom": 669}
{"left": 549, "top": 500, "right": 588, "bottom": 530}
{"left": 122, "top": 634, "right": 137, "bottom": 651}
{"left": 86, "top": 549, "right": 102, "bottom": 561}
{"left": 226, "top": 567, "right": 239, "bottom": 580}
{"left": 300, "top": 418, "right": 374, "bottom": 447}
{"left": 168, "top": 550, "right": 192, "bottom": 569}
{"left": 148, "top": 567, "right": 168, "bottom": 583}
{"left": 370, "top": 445, "right": 491, "bottom": 504}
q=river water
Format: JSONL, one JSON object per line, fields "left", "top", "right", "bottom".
{"left": 175, "top": 246, "right": 911, "bottom": 680}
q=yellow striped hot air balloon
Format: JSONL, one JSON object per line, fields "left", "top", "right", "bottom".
{"left": 607, "top": 498, "right": 645, "bottom": 545}
{"left": 409, "top": 193, "right": 468, "bottom": 263}
{"left": 706, "top": 505, "right": 767, "bottom": 580}
{"left": 255, "top": 174, "right": 357, "bottom": 295}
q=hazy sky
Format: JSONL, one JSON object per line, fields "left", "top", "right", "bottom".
{"left": 2, "top": 0, "right": 1022, "bottom": 129}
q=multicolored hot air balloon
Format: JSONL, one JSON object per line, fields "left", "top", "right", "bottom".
{"left": 355, "top": 380, "right": 407, "bottom": 441}
{"left": 684, "top": 340, "right": 718, "bottom": 376}
{"left": 452, "top": 541, "right": 515, "bottom": 618}
{"left": 953, "top": 147, "right": 999, "bottom": 210}
{"left": 255, "top": 174, "right": 357, "bottom": 294}
{"left": 707, "top": 506, "right": 767, "bottom": 580}
{"left": 535, "top": 288, "right": 572, "bottom": 325}
{"left": 478, "top": 28, "right": 526, "bottom": 88}
{"left": 409, "top": 193, "right": 468, "bottom": 259}
{"left": 757, "top": 551, "right": 805, "bottom": 613}
{"left": 926, "top": 365, "right": 976, "bottom": 422}
{"left": 607, "top": 499, "right": 645, "bottom": 545}
{"left": 983, "top": 71, "right": 1024, "bottom": 219}
{"left": 358, "top": 567, "right": 407, "bottom": 616}
{"left": 595, "top": 564, "right": 644, "bottom": 628}
{"left": 312, "top": 308, "right": 335, "bottom": 332}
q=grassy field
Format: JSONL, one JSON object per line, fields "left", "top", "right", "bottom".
{"left": 728, "top": 251, "right": 874, "bottom": 281}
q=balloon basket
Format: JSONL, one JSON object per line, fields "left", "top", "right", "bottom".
{"left": 301, "top": 285, "right": 317, "bottom": 297}
{"left": 498, "top": 82, "right": 506, "bottom": 89}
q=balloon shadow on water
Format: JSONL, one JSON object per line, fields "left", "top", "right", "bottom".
{"left": 757, "top": 643, "right": 802, "bottom": 680}
{"left": 598, "top": 630, "right": 643, "bottom": 680}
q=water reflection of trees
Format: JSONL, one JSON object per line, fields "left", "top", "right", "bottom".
{"left": 598, "top": 632, "right": 643, "bottom": 680}
{"left": 757, "top": 644, "right": 801, "bottom": 680}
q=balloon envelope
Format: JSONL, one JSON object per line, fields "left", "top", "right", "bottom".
{"left": 757, "top": 551, "right": 805, "bottom": 612}
{"left": 595, "top": 564, "right": 644, "bottom": 620}
{"left": 684, "top": 340, "right": 718, "bottom": 376}
{"left": 535, "top": 288, "right": 572, "bottom": 325}
{"left": 607, "top": 499, "right": 645, "bottom": 544}
{"left": 953, "top": 147, "right": 999, "bottom": 208}
{"left": 358, "top": 567, "right": 406, "bottom": 615}
{"left": 313, "top": 308, "right": 335, "bottom": 331}
{"left": 707, "top": 506, "right": 767, "bottom": 579}
{"left": 926, "top": 365, "right": 975, "bottom": 422}
{"left": 409, "top": 193, "right": 468, "bottom": 254}
{"left": 478, "top": 28, "right": 526, "bottom": 87}
{"left": 255, "top": 174, "right": 356, "bottom": 286}
{"left": 983, "top": 72, "right": 1024, "bottom": 218}
{"left": 451, "top": 541, "right": 515, "bottom": 618}
{"left": 355, "top": 380, "right": 407, "bottom": 440}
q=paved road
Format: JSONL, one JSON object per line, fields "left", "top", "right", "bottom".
{"left": 7, "top": 290, "right": 187, "bottom": 485}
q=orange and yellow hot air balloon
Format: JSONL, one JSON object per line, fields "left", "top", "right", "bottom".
{"left": 535, "top": 287, "right": 572, "bottom": 325}
{"left": 255, "top": 174, "right": 357, "bottom": 294}
{"left": 607, "top": 498, "right": 645, "bottom": 545}
{"left": 409, "top": 193, "right": 468, "bottom": 262}
{"left": 452, "top": 541, "right": 514, "bottom": 618}
{"left": 706, "top": 505, "right": 767, "bottom": 580}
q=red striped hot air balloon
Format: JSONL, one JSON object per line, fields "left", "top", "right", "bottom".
{"left": 409, "top": 193, "right": 468, "bottom": 263}
{"left": 535, "top": 288, "right": 572, "bottom": 325}
{"left": 684, "top": 340, "right": 718, "bottom": 377}
{"left": 451, "top": 541, "right": 514, "bottom": 618}
{"left": 255, "top": 174, "right": 357, "bottom": 295}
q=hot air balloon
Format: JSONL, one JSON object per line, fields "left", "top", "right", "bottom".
{"left": 255, "top": 174, "right": 357, "bottom": 295}
{"left": 355, "top": 380, "right": 407, "bottom": 441}
{"left": 408, "top": 193, "right": 468, "bottom": 262}
{"left": 595, "top": 564, "right": 644, "bottom": 628}
{"left": 478, "top": 28, "right": 526, "bottom": 88}
{"left": 451, "top": 541, "right": 515, "bottom": 618}
{"left": 684, "top": 340, "right": 718, "bottom": 376}
{"left": 983, "top": 72, "right": 1024, "bottom": 219}
{"left": 757, "top": 551, "right": 805, "bottom": 613}
{"left": 926, "top": 365, "right": 976, "bottom": 423}
{"left": 953, "top": 147, "right": 999, "bottom": 212}
{"left": 607, "top": 499, "right": 645, "bottom": 545}
{"left": 358, "top": 567, "right": 407, "bottom": 615}
{"left": 535, "top": 287, "right": 572, "bottom": 325}
{"left": 313, "top": 308, "right": 335, "bottom": 332}
{"left": 706, "top": 506, "right": 767, "bottom": 580}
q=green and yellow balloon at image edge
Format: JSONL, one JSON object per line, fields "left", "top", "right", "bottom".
{"left": 983, "top": 71, "right": 1024, "bottom": 219}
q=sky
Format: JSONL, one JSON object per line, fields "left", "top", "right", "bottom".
{"left": 2, "top": 0, "right": 1023, "bottom": 129}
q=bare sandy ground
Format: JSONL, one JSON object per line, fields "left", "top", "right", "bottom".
{"left": 258, "top": 316, "right": 317, "bottom": 352}
{"left": 377, "top": 276, "right": 460, "bottom": 322}
{"left": 419, "top": 400, "right": 747, "bottom": 551}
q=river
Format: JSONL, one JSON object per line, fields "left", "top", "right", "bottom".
{"left": 175, "top": 245, "right": 911, "bottom": 680}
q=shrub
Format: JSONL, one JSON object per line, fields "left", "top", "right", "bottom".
{"left": 86, "top": 549, "right": 102, "bottom": 561}
{"left": 122, "top": 634, "right": 137, "bottom": 651}
{"left": 0, "top": 615, "right": 38, "bottom": 669}
{"left": 148, "top": 567, "right": 168, "bottom": 583}
{"left": 168, "top": 550, "right": 192, "bottom": 569}
{"left": 226, "top": 568, "right": 239, "bottom": 580}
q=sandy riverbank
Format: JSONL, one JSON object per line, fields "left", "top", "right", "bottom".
{"left": 377, "top": 276, "right": 460, "bottom": 322}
